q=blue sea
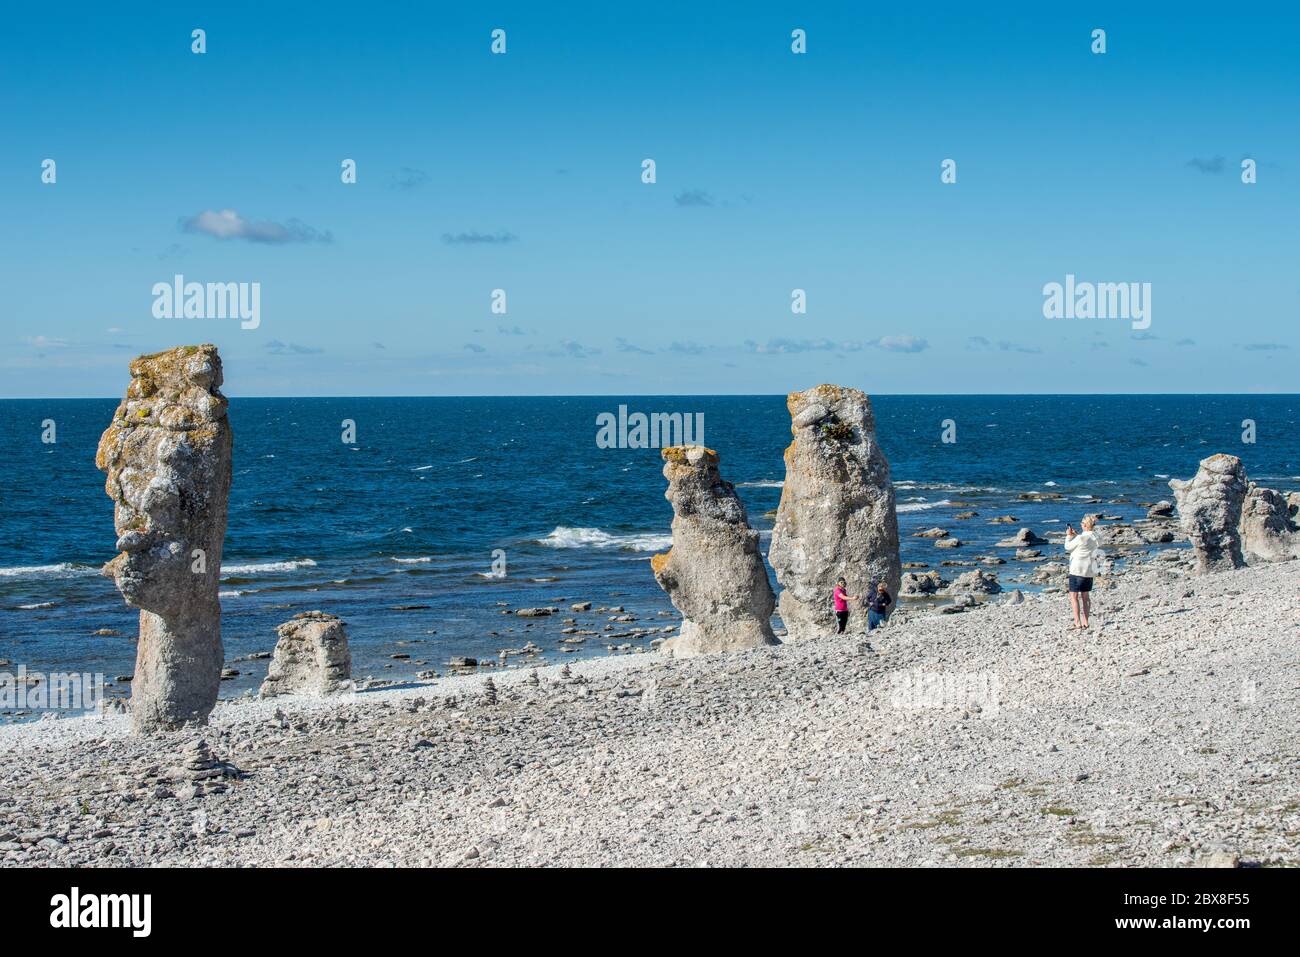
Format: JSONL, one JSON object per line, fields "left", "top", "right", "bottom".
{"left": 2, "top": 395, "right": 1297, "bottom": 711}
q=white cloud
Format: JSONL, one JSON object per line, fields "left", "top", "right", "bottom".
{"left": 181, "top": 209, "right": 332, "bottom": 244}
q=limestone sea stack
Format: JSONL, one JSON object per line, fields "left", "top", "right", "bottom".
{"left": 768, "top": 384, "right": 901, "bottom": 638}
{"left": 259, "top": 612, "right": 354, "bottom": 698}
{"left": 1168, "top": 454, "right": 1247, "bottom": 574}
{"left": 1239, "top": 482, "right": 1300, "bottom": 564}
{"left": 96, "top": 345, "right": 233, "bottom": 733}
{"left": 651, "top": 446, "right": 778, "bottom": 657}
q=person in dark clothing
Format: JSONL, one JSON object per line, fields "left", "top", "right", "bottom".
{"left": 866, "top": 581, "right": 892, "bottom": 631}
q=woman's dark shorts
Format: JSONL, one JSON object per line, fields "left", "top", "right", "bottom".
{"left": 1067, "top": 575, "right": 1093, "bottom": 593}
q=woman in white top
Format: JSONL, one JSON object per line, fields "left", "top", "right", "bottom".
{"left": 1064, "top": 515, "right": 1103, "bottom": 629}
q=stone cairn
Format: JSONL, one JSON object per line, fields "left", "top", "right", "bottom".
{"left": 96, "top": 345, "right": 233, "bottom": 734}
{"left": 768, "top": 385, "right": 902, "bottom": 639}
{"left": 651, "top": 446, "right": 778, "bottom": 657}
{"left": 175, "top": 738, "right": 240, "bottom": 798}
{"left": 482, "top": 677, "right": 498, "bottom": 706}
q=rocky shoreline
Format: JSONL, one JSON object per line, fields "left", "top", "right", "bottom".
{"left": 2, "top": 554, "right": 1296, "bottom": 867}
{"left": 5, "top": 358, "right": 1295, "bottom": 867}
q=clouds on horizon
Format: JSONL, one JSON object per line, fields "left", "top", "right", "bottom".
{"left": 441, "top": 230, "right": 518, "bottom": 245}
{"left": 264, "top": 339, "right": 322, "bottom": 355}
{"left": 967, "top": 336, "right": 1039, "bottom": 354}
{"left": 873, "top": 335, "right": 929, "bottom": 353}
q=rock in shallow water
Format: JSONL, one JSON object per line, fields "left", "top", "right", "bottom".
{"left": 946, "top": 570, "right": 1002, "bottom": 595}
{"left": 901, "top": 570, "right": 947, "bottom": 595}
{"left": 995, "top": 528, "right": 1047, "bottom": 548}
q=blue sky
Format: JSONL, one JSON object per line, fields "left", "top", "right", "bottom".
{"left": 2, "top": 1, "right": 1297, "bottom": 396}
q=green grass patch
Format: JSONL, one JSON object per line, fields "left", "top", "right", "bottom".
{"left": 953, "top": 847, "right": 1024, "bottom": 860}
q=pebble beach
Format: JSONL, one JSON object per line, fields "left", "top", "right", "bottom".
{"left": 3, "top": 552, "right": 1296, "bottom": 868}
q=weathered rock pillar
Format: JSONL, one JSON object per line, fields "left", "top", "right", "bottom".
{"left": 769, "top": 384, "right": 901, "bottom": 638}
{"left": 1239, "top": 482, "right": 1300, "bottom": 564}
{"left": 651, "top": 446, "right": 777, "bottom": 657}
{"left": 260, "top": 612, "right": 354, "bottom": 697}
{"left": 1169, "top": 453, "right": 1247, "bottom": 573}
{"left": 96, "top": 345, "right": 233, "bottom": 733}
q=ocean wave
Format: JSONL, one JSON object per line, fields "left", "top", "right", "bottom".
{"left": 537, "top": 526, "right": 671, "bottom": 552}
{"left": 737, "top": 480, "right": 784, "bottom": 488}
{"left": 0, "top": 563, "right": 99, "bottom": 581}
{"left": 897, "top": 499, "right": 952, "bottom": 513}
{"left": 391, "top": 556, "right": 433, "bottom": 564}
{"left": 893, "top": 482, "right": 1003, "bottom": 494}
{"left": 221, "top": 559, "right": 318, "bottom": 575}
{"left": 17, "top": 601, "right": 57, "bottom": 610}
{"left": 411, "top": 465, "right": 434, "bottom": 472}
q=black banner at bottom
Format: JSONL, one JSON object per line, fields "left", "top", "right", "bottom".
{"left": 0, "top": 865, "right": 1287, "bottom": 943}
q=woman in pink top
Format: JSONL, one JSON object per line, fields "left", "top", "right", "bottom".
{"left": 833, "top": 577, "right": 860, "bottom": 634}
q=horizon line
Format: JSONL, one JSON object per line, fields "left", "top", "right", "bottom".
{"left": 2, "top": 391, "right": 1298, "bottom": 401}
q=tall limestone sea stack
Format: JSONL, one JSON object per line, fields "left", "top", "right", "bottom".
{"left": 769, "top": 384, "right": 901, "bottom": 638}
{"left": 651, "top": 446, "right": 778, "bottom": 657}
{"left": 1168, "top": 453, "right": 1248, "bottom": 574}
{"left": 96, "top": 345, "right": 233, "bottom": 734}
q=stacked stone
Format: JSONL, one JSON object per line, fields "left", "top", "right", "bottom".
{"left": 176, "top": 738, "right": 238, "bottom": 798}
